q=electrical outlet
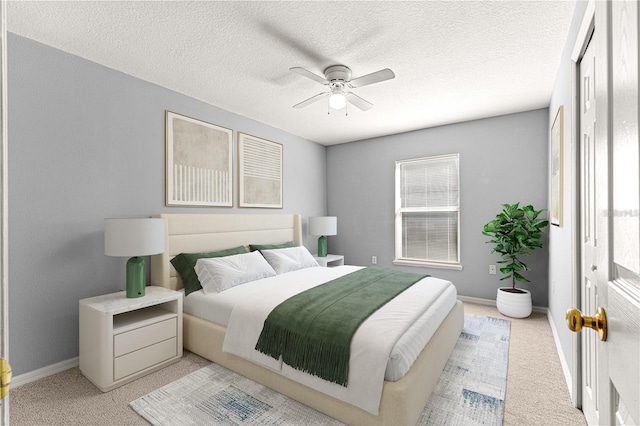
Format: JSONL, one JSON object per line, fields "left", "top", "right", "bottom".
{"left": 489, "top": 264, "right": 497, "bottom": 275}
{"left": 372, "top": 256, "right": 377, "bottom": 264}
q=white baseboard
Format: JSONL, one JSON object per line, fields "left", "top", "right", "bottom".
{"left": 457, "top": 295, "right": 547, "bottom": 313}
{"left": 547, "top": 308, "right": 574, "bottom": 399}
{"left": 12, "top": 357, "right": 79, "bottom": 388}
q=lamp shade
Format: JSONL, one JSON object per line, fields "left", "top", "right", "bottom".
{"left": 329, "top": 92, "right": 347, "bottom": 110}
{"left": 104, "top": 218, "right": 165, "bottom": 257}
{"left": 309, "top": 216, "right": 337, "bottom": 236}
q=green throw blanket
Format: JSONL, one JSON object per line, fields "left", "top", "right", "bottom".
{"left": 254, "top": 267, "right": 428, "bottom": 386}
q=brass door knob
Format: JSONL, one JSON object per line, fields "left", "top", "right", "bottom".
{"left": 0, "top": 358, "right": 11, "bottom": 399}
{"left": 566, "top": 307, "right": 607, "bottom": 341}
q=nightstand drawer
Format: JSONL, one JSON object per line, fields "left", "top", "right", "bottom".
{"left": 114, "top": 317, "right": 176, "bottom": 357}
{"left": 114, "top": 337, "right": 177, "bottom": 380}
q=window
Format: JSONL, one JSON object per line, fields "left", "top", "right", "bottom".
{"left": 394, "top": 154, "right": 461, "bottom": 269}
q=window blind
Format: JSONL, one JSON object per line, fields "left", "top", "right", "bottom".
{"left": 395, "top": 154, "right": 460, "bottom": 266}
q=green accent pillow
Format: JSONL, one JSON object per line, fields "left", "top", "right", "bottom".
{"left": 249, "top": 241, "right": 295, "bottom": 252}
{"left": 171, "top": 246, "right": 248, "bottom": 296}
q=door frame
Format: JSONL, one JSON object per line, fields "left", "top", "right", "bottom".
{"left": 569, "top": 0, "right": 596, "bottom": 410}
{"left": 0, "top": 0, "right": 8, "bottom": 423}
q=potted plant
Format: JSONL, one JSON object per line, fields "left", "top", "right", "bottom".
{"left": 482, "top": 202, "right": 549, "bottom": 318}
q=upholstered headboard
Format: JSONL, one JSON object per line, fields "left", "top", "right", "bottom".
{"left": 150, "top": 213, "right": 302, "bottom": 290}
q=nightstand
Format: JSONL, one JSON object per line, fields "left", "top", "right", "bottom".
{"left": 79, "top": 286, "right": 183, "bottom": 392}
{"left": 313, "top": 254, "right": 345, "bottom": 267}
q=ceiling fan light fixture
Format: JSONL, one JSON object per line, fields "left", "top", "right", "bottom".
{"left": 291, "top": 64, "right": 394, "bottom": 112}
{"left": 329, "top": 91, "right": 347, "bottom": 110}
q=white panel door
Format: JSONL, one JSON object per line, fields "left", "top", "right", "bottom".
{"left": 573, "top": 2, "right": 640, "bottom": 425}
{"left": 583, "top": 1, "right": 640, "bottom": 425}
{"left": 579, "top": 35, "right": 599, "bottom": 426}
{"left": 605, "top": 0, "right": 640, "bottom": 423}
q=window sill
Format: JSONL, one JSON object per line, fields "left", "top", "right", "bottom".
{"left": 393, "top": 259, "right": 463, "bottom": 271}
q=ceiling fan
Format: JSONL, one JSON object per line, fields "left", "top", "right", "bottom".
{"left": 290, "top": 65, "right": 395, "bottom": 112}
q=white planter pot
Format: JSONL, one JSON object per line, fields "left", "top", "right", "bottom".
{"left": 496, "top": 287, "right": 532, "bottom": 318}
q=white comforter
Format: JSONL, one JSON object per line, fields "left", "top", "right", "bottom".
{"left": 222, "top": 265, "right": 455, "bottom": 415}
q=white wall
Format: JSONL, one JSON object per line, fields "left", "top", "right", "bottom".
{"left": 547, "top": 0, "right": 589, "bottom": 393}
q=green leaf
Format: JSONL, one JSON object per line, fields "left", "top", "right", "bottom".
{"left": 483, "top": 202, "right": 548, "bottom": 285}
{"left": 513, "top": 271, "right": 530, "bottom": 283}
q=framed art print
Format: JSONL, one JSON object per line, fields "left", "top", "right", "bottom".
{"left": 165, "top": 111, "right": 233, "bottom": 207}
{"left": 238, "top": 132, "right": 283, "bottom": 208}
{"left": 550, "top": 105, "right": 564, "bottom": 226}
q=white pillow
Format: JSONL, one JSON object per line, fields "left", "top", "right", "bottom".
{"left": 195, "top": 251, "right": 277, "bottom": 294}
{"left": 261, "top": 246, "right": 320, "bottom": 274}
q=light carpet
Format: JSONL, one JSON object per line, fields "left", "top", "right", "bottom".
{"left": 130, "top": 314, "right": 510, "bottom": 425}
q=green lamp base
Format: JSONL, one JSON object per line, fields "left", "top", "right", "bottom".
{"left": 317, "top": 235, "right": 328, "bottom": 257}
{"left": 126, "top": 256, "right": 146, "bottom": 298}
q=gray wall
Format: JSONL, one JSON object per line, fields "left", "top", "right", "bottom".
{"left": 326, "top": 109, "right": 550, "bottom": 306}
{"left": 547, "top": 0, "right": 589, "bottom": 390}
{"left": 8, "top": 34, "right": 327, "bottom": 375}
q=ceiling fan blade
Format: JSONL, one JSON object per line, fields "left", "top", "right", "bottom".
{"left": 349, "top": 68, "right": 395, "bottom": 88}
{"left": 290, "top": 67, "right": 328, "bottom": 85}
{"left": 345, "top": 93, "right": 374, "bottom": 111}
{"left": 293, "top": 92, "right": 330, "bottom": 109}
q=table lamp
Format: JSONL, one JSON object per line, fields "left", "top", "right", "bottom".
{"left": 104, "top": 218, "right": 165, "bottom": 298}
{"left": 309, "top": 216, "right": 337, "bottom": 257}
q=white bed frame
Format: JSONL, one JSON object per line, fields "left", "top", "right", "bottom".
{"left": 150, "top": 213, "right": 464, "bottom": 426}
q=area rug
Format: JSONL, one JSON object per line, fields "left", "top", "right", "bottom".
{"left": 130, "top": 314, "right": 510, "bottom": 425}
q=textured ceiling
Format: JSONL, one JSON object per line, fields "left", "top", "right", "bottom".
{"left": 7, "top": 1, "right": 576, "bottom": 145}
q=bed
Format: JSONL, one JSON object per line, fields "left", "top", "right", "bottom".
{"left": 150, "top": 213, "right": 464, "bottom": 426}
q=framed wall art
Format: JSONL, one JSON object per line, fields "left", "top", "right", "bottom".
{"left": 165, "top": 111, "right": 233, "bottom": 207}
{"left": 238, "top": 132, "right": 283, "bottom": 209}
{"left": 550, "top": 105, "right": 564, "bottom": 226}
